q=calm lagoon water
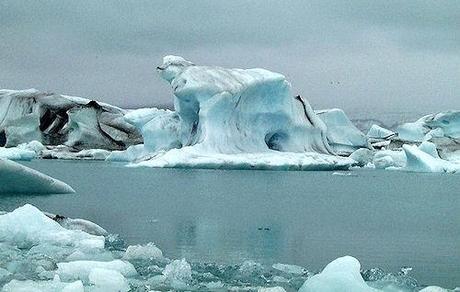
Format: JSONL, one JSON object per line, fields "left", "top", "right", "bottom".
{"left": 2, "top": 160, "right": 459, "bottom": 288}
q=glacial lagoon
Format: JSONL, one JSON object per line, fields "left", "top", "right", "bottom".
{"left": 1, "top": 160, "right": 459, "bottom": 289}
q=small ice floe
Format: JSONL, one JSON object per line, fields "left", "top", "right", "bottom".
{"left": 332, "top": 171, "right": 357, "bottom": 177}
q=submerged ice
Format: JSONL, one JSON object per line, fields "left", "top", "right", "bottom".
{"left": 0, "top": 204, "right": 455, "bottom": 291}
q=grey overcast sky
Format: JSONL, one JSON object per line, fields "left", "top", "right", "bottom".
{"left": 1, "top": 1, "right": 459, "bottom": 116}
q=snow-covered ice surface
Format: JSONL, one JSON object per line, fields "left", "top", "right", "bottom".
{"left": 0, "top": 159, "right": 75, "bottom": 194}
{"left": 0, "top": 204, "right": 456, "bottom": 291}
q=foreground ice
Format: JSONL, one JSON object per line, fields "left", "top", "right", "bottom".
{"left": 0, "top": 159, "right": 75, "bottom": 194}
{"left": 0, "top": 204, "right": 455, "bottom": 291}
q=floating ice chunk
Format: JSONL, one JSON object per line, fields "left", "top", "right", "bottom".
{"left": 0, "top": 141, "right": 45, "bottom": 160}
{"left": 56, "top": 217, "right": 108, "bottom": 237}
{"left": 418, "top": 141, "right": 440, "bottom": 159}
{"left": 272, "top": 263, "right": 307, "bottom": 275}
{"left": 350, "top": 148, "right": 374, "bottom": 167}
{"left": 332, "top": 172, "right": 357, "bottom": 177}
{"left": 88, "top": 268, "right": 130, "bottom": 292}
{"left": 163, "top": 258, "right": 192, "bottom": 284}
{"left": 396, "top": 121, "right": 427, "bottom": 142}
{"left": 316, "top": 108, "right": 369, "bottom": 155}
{"left": 0, "top": 89, "right": 142, "bottom": 150}
{"left": 373, "top": 149, "right": 406, "bottom": 169}
{"left": 41, "top": 147, "right": 111, "bottom": 160}
{"left": 299, "top": 256, "right": 377, "bottom": 292}
{"left": 258, "top": 287, "right": 287, "bottom": 292}
{"left": 57, "top": 260, "right": 137, "bottom": 283}
{"left": 158, "top": 55, "right": 333, "bottom": 155}
{"left": 125, "top": 108, "right": 181, "bottom": 153}
{"left": 132, "top": 147, "right": 354, "bottom": 171}
{"left": 0, "top": 204, "right": 103, "bottom": 249}
{"left": 367, "top": 125, "right": 395, "bottom": 140}
{"left": 2, "top": 275, "right": 84, "bottom": 292}
{"left": 400, "top": 144, "right": 460, "bottom": 173}
{"left": 419, "top": 286, "right": 450, "bottom": 292}
{"left": 123, "top": 242, "right": 163, "bottom": 261}
{"left": 0, "top": 159, "right": 75, "bottom": 194}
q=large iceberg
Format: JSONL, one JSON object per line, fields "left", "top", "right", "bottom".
{"left": 0, "top": 89, "right": 142, "bottom": 151}
{"left": 111, "top": 56, "right": 355, "bottom": 170}
{"left": 0, "top": 159, "right": 75, "bottom": 194}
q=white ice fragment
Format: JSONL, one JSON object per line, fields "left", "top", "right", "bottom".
{"left": 272, "top": 263, "right": 307, "bottom": 275}
{"left": 350, "top": 148, "right": 374, "bottom": 167}
{"left": 419, "top": 286, "right": 450, "bottom": 292}
{"left": 367, "top": 125, "right": 395, "bottom": 140}
{"left": 418, "top": 141, "right": 440, "bottom": 159}
{"left": 2, "top": 277, "right": 84, "bottom": 292}
{"left": 57, "top": 260, "right": 137, "bottom": 283}
{"left": 0, "top": 141, "right": 45, "bottom": 161}
{"left": 373, "top": 149, "right": 406, "bottom": 169}
{"left": 299, "top": 256, "right": 377, "bottom": 292}
{"left": 88, "top": 268, "right": 130, "bottom": 292}
{"left": 0, "top": 204, "right": 103, "bottom": 249}
{"left": 123, "top": 242, "right": 163, "bottom": 261}
{"left": 258, "top": 287, "right": 287, "bottom": 292}
{"left": 316, "top": 108, "right": 369, "bottom": 155}
{"left": 162, "top": 258, "right": 192, "bottom": 284}
{"left": 401, "top": 144, "right": 460, "bottom": 173}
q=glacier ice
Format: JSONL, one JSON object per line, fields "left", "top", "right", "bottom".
{"left": 370, "top": 141, "right": 460, "bottom": 173}
{"left": 0, "top": 159, "right": 75, "bottom": 194}
{"left": 400, "top": 144, "right": 460, "bottom": 173}
{"left": 0, "top": 141, "right": 45, "bottom": 160}
{"left": 316, "top": 108, "right": 370, "bottom": 155}
{"left": 157, "top": 55, "right": 332, "bottom": 155}
{"left": 367, "top": 124, "right": 395, "bottom": 141}
{"left": 395, "top": 111, "right": 460, "bottom": 160}
{"left": 112, "top": 56, "right": 356, "bottom": 170}
{"left": 0, "top": 89, "right": 142, "bottom": 150}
